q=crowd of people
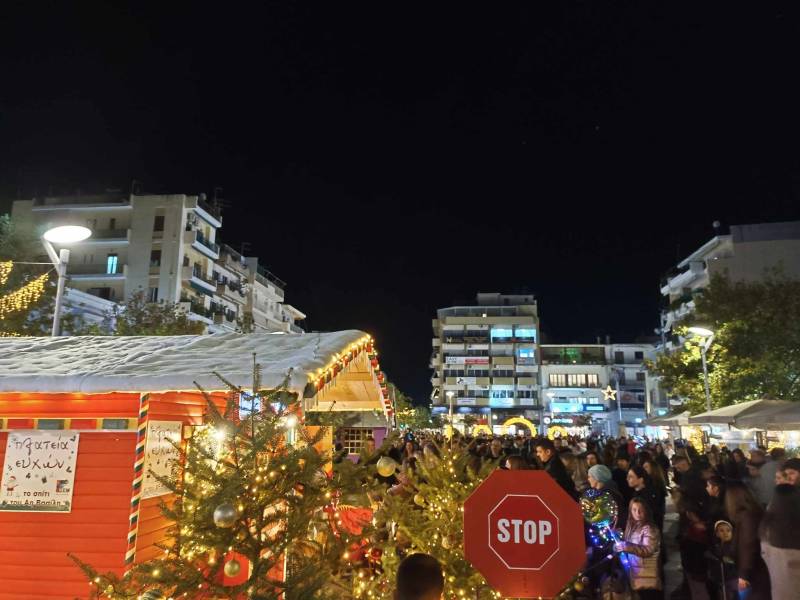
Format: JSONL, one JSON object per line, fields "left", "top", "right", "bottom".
{"left": 350, "top": 430, "right": 800, "bottom": 600}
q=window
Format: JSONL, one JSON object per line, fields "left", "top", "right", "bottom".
{"left": 147, "top": 287, "right": 159, "bottom": 302}
{"left": 491, "top": 327, "right": 513, "bottom": 339}
{"left": 150, "top": 250, "right": 161, "bottom": 267}
{"left": 614, "top": 351, "right": 625, "bottom": 364}
{"left": 549, "top": 373, "right": 567, "bottom": 387}
{"left": 515, "top": 327, "right": 537, "bottom": 341}
{"left": 109, "top": 218, "right": 116, "bottom": 230}
{"left": 634, "top": 351, "right": 644, "bottom": 360}
{"left": 636, "top": 371, "right": 646, "bottom": 382}
{"left": 586, "top": 373, "right": 599, "bottom": 387}
{"left": 106, "top": 254, "right": 118, "bottom": 274}
{"left": 38, "top": 419, "right": 65, "bottom": 430}
{"left": 341, "top": 428, "right": 371, "bottom": 454}
{"left": 102, "top": 418, "right": 130, "bottom": 430}
{"left": 567, "top": 373, "right": 586, "bottom": 387}
{"left": 153, "top": 215, "right": 165, "bottom": 231}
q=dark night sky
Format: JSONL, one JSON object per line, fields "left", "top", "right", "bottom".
{"left": 2, "top": 4, "right": 799, "bottom": 401}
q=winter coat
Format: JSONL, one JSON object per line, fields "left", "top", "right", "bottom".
{"left": 621, "top": 523, "right": 662, "bottom": 591}
{"left": 543, "top": 454, "right": 577, "bottom": 498}
{"left": 759, "top": 483, "right": 800, "bottom": 550}
{"left": 731, "top": 508, "right": 771, "bottom": 598}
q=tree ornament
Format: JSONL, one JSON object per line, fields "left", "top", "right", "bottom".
{"left": 413, "top": 493, "right": 426, "bottom": 506}
{"left": 224, "top": 558, "right": 241, "bottom": 577}
{"left": 213, "top": 502, "right": 238, "bottom": 528}
{"left": 376, "top": 456, "right": 398, "bottom": 477}
{"left": 140, "top": 590, "right": 165, "bottom": 600}
{"left": 441, "top": 534, "right": 454, "bottom": 549}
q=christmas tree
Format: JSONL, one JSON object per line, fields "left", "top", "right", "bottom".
{"left": 72, "top": 367, "right": 376, "bottom": 600}
{"left": 358, "top": 442, "right": 499, "bottom": 600}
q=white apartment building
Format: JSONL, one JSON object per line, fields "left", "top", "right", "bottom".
{"left": 539, "top": 342, "right": 657, "bottom": 436}
{"left": 660, "top": 220, "right": 800, "bottom": 335}
{"left": 12, "top": 192, "right": 306, "bottom": 334}
{"left": 431, "top": 293, "right": 540, "bottom": 433}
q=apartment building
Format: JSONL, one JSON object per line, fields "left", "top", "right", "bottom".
{"left": 430, "top": 293, "right": 540, "bottom": 432}
{"left": 11, "top": 192, "right": 305, "bottom": 334}
{"left": 660, "top": 220, "right": 800, "bottom": 335}
{"left": 539, "top": 342, "right": 656, "bottom": 436}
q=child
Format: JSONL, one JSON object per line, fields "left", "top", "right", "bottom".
{"left": 614, "top": 497, "right": 662, "bottom": 599}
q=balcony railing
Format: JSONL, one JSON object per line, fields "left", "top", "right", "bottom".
{"left": 69, "top": 263, "right": 125, "bottom": 276}
{"left": 91, "top": 228, "right": 129, "bottom": 241}
{"left": 194, "top": 231, "right": 219, "bottom": 254}
{"left": 256, "top": 265, "right": 286, "bottom": 290}
{"left": 197, "top": 196, "right": 222, "bottom": 220}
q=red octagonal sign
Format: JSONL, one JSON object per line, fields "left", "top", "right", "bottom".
{"left": 464, "top": 470, "right": 585, "bottom": 598}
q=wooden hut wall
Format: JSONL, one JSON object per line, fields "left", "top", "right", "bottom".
{"left": 0, "top": 392, "right": 140, "bottom": 600}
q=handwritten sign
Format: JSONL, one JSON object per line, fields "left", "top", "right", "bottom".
{"left": 0, "top": 431, "right": 80, "bottom": 512}
{"left": 142, "top": 420, "right": 182, "bottom": 499}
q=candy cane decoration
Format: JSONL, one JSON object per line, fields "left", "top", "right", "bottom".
{"left": 125, "top": 393, "right": 150, "bottom": 570}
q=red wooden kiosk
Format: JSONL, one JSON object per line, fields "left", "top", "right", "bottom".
{"left": 0, "top": 331, "right": 391, "bottom": 599}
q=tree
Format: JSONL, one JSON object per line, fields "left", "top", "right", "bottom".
{"left": 647, "top": 272, "right": 800, "bottom": 412}
{"left": 105, "top": 290, "right": 206, "bottom": 336}
{"left": 391, "top": 384, "right": 436, "bottom": 431}
{"left": 73, "top": 372, "right": 373, "bottom": 599}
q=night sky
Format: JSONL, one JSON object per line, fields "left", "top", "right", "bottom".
{"left": 2, "top": 4, "right": 799, "bottom": 401}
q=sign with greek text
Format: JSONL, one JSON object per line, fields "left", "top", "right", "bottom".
{"left": 0, "top": 431, "right": 80, "bottom": 513}
{"left": 142, "top": 420, "right": 182, "bottom": 499}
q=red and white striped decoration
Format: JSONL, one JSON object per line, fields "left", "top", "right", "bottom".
{"left": 124, "top": 393, "right": 150, "bottom": 569}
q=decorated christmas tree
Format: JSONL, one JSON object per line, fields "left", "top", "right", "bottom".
{"left": 72, "top": 367, "right": 377, "bottom": 600}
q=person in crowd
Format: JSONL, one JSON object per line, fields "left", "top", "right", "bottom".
{"left": 505, "top": 455, "right": 528, "bottom": 471}
{"left": 781, "top": 456, "right": 800, "bottom": 486}
{"left": 745, "top": 450, "right": 775, "bottom": 507}
{"left": 394, "top": 553, "right": 444, "bottom": 600}
{"left": 615, "top": 497, "right": 662, "bottom": 600}
{"left": 724, "top": 480, "right": 771, "bottom": 600}
{"left": 585, "top": 450, "right": 601, "bottom": 467}
{"left": 654, "top": 442, "right": 671, "bottom": 477}
{"left": 587, "top": 463, "right": 627, "bottom": 529}
{"left": 727, "top": 448, "right": 748, "bottom": 480}
{"left": 627, "top": 465, "right": 663, "bottom": 532}
{"left": 561, "top": 451, "right": 589, "bottom": 493}
{"left": 613, "top": 454, "right": 633, "bottom": 505}
{"left": 671, "top": 454, "right": 711, "bottom": 600}
{"left": 704, "top": 474, "right": 726, "bottom": 526}
{"left": 483, "top": 437, "right": 506, "bottom": 467}
{"left": 535, "top": 438, "right": 577, "bottom": 498}
{"left": 759, "top": 465, "right": 800, "bottom": 599}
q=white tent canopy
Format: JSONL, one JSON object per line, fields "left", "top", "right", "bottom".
{"left": 643, "top": 411, "right": 690, "bottom": 427}
{"left": 0, "top": 331, "right": 367, "bottom": 395}
{"left": 688, "top": 399, "right": 792, "bottom": 426}
{"left": 734, "top": 402, "right": 800, "bottom": 431}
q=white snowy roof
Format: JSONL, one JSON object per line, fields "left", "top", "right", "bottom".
{"left": 0, "top": 331, "right": 368, "bottom": 394}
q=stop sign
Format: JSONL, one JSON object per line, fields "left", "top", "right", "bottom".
{"left": 464, "top": 470, "right": 585, "bottom": 598}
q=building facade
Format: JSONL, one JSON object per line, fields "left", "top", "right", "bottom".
{"left": 430, "top": 293, "right": 541, "bottom": 434}
{"left": 660, "top": 220, "right": 800, "bottom": 336}
{"left": 12, "top": 192, "right": 305, "bottom": 334}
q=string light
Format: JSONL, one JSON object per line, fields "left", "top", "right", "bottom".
{"left": 0, "top": 265, "right": 49, "bottom": 320}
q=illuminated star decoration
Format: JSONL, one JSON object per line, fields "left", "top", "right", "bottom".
{"left": 602, "top": 385, "right": 617, "bottom": 402}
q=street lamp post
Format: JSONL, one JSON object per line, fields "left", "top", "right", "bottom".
{"left": 42, "top": 226, "right": 92, "bottom": 337}
{"left": 446, "top": 391, "right": 455, "bottom": 449}
{"left": 688, "top": 326, "right": 715, "bottom": 413}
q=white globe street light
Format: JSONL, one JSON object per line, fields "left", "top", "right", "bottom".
{"left": 41, "top": 225, "right": 93, "bottom": 337}
{"left": 687, "top": 326, "right": 715, "bottom": 412}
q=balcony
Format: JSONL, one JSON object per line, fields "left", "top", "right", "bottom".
{"left": 289, "top": 323, "right": 304, "bottom": 334}
{"left": 516, "top": 376, "right": 536, "bottom": 386}
{"left": 179, "top": 299, "right": 213, "bottom": 325}
{"left": 69, "top": 263, "right": 126, "bottom": 280}
{"left": 182, "top": 266, "right": 217, "bottom": 295}
{"left": 83, "top": 228, "right": 130, "bottom": 244}
{"left": 184, "top": 228, "right": 220, "bottom": 259}
{"left": 256, "top": 265, "right": 286, "bottom": 291}
{"left": 32, "top": 194, "right": 132, "bottom": 210}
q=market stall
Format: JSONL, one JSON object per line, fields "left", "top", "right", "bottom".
{"left": 0, "top": 331, "right": 389, "bottom": 600}
{"left": 688, "top": 399, "right": 792, "bottom": 450}
{"left": 643, "top": 411, "right": 690, "bottom": 440}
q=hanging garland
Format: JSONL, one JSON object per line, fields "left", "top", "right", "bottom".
{"left": 0, "top": 261, "right": 49, "bottom": 320}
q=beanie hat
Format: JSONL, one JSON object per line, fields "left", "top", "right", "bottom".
{"left": 588, "top": 464, "right": 613, "bottom": 484}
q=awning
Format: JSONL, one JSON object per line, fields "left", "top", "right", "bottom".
{"left": 734, "top": 402, "right": 800, "bottom": 431}
{"left": 643, "top": 411, "right": 690, "bottom": 427}
{"left": 688, "top": 399, "right": 792, "bottom": 425}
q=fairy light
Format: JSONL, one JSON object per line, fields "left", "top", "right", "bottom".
{"left": 0, "top": 271, "right": 48, "bottom": 320}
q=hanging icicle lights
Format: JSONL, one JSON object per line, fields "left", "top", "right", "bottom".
{"left": 0, "top": 261, "right": 49, "bottom": 320}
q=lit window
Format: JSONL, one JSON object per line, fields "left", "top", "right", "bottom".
{"left": 518, "top": 348, "right": 535, "bottom": 359}
{"left": 515, "top": 327, "right": 537, "bottom": 341}
{"left": 106, "top": 254, "right": 118, "bottom": 274}
{"left": 491, "top": 328, "right": 513, "bottom": 338}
